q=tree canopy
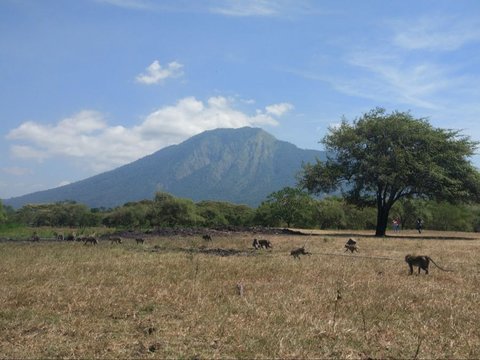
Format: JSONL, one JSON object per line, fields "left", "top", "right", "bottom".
{"left": 300, "top": 108, "right": 480, "bottom": 236}
{"left": 256, "top": 187, "right": 316, "bottom": 228}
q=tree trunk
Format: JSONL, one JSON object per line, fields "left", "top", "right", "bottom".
{"left": 375, "top": 205, "right": 390, "bottom": 237}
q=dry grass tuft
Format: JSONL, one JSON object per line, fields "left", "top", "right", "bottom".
{"left": 0, "top": 230, "right": 479, "bottom": 358}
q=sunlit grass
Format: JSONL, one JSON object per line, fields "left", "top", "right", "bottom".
{"left": 0, "top": 230, "right": 479, "bottom": 358}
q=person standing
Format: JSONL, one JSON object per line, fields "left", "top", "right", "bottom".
{"left": 416, "top": 218, "right": 423, "bottom": 233}
{"left": 392, "top": 219, "right": 399, "bottom": 232}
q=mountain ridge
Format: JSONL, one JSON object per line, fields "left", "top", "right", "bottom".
{"left": 4, "top": 127, "right": 326, "bottom": 208}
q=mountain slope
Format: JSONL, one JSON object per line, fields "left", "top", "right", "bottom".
{"left": 4, "top": 127, "right": 326, "bottom": 208}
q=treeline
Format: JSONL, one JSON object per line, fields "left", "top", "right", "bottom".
{"left": 1, "top": 188, "right": 480, "bottom": 232}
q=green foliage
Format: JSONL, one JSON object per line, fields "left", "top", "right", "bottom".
{"left": 148, "top": 192, "right": 200, "bottom": 227}
{"left": 312, "top": 197, "right": 376, "bottom": 230}
{"left": 391, "top": 199, "right": 478, "bottom": 232}
{"left": 6, "top": 189, "right": 480, "bottom": 232}
{"left": 427, "top": 202, "right": 473, "bottom": 232}
{"left": 301, "top": 108, "right": 480, "bottom": 236}
{"left": 196, "top": 201, "right": 254, "bottom": 227}
{"left": 314, "top": 197, "right": 347, "bottom": 229}
{"left": 469, "top": 205, "right": 480, "bottom": 232}
{"left": 13, "top": 201, "right": 101, "bottom": 227}
{"left": 390, "top": 198, "right": 431, "bottom": 230}
{"left": 253, "top": 202, "right": 282, "bottom": 227}
{"left": 0, "top": 200, "right": 6, "bottom": 224}
{"left": 344, "top": 203, "right": 377, "bottom": 230}
{"left": 256, "top": 187, "right": 316, "bottom": 228}
{"left": 0, "top": 222, "right": 26, "bottom": 238}
{"left": 102, "top": 201, "right": 152, "bottom": 228}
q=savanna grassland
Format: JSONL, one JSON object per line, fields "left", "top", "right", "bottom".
{"left": 0, "top": 229, "right": 479, "bottom": 359}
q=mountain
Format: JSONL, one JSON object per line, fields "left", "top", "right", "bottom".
{"left": 4, "top": 127, "right": 327, "bottom": 209}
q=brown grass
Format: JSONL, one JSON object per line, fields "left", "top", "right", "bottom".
{"left": 0, "top": 229, "right": 479, "bottom": 359}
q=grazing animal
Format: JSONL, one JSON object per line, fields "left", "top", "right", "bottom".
{"left": 110, "top": 237, "right": 122, "bottom": 244}
{"left": 65, "top": 233, "right": 75, "bottom": 241}
{"left": 405, "top": 254, "right": 450, "bottom": 275}
{"left": 253, "top": 238, "right": 272, "bottom": 249}
{"left": 31, "top": 232, "right": 40, "bottom": 242}
{"left": 236, "top": 282, "right": 245, "bottom": 297}
{"left": 136, "top": 238, "right": 145, "bottom": 244}
{"left": 344, "top": 238, "right": 358, "bottom": 253}
{"left": 290, "top": 246, "right": 312, "bottom": 259}
{"left": 84, "top": 236, "right": 98, "bottom": 245}
{"left": 202, "top": 234, "right": 212, "bottom": 241}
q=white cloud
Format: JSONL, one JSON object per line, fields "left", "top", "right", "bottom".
{"left": 2, "top": 167, "right": 32, "bottom": 176}
{"left": 137, "top": 96, "right": 280, "bottom": 142}
{"left": 135, "top": 60, "right": 184, "bottom": 85}
{"left": 211, "top": 0, "right": 279, "bottom": 17}
{"left": 393, "top": 16, "right": 480, "bottom": 51}
{"left": 95, "top": 0, "right": 152, "bottom": 10}
{"left": 337, "top": 51, "right": 456, "bottom": 109}
{"left": 9, "top": 145, "right": 48, "bottom": 161}
{"left": 265, "top": 102, "right": 293, "bottom": 116}
{"left": 7, "top": 96, "right": 290, "bottom": 172}
{"left": 210, "top": 0, "right": 313, "bottom": 17}
{"left": 327, "top": 15, "right": 480, "bottom": 110}
{"left": 95, "top": 0, "right": 319, "bottom": 17}
{"left": 287, "top": 58, "right": 447, "bottom": 110}
{"left": 288, "top": 12, "right": 479, "bottom": 112}
{"left": 8, "top": 111, "right": 109, "bottom": 159}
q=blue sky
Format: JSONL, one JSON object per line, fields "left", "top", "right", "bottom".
{"left": 2, "top": 0, "right": 480, "bottom": 199}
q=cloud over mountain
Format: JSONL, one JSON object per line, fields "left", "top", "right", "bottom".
{"left": 4, "top": 127, "right": 325, "bottom": 209}
{"left": 6, "top": 97, "right": 291, "bottom": 172}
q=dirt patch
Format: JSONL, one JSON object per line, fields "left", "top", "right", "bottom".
{"left": 196, "top": 247, "right": 253, "bottom": 257}
{"left": 115, "top": 226, "right": 310, "bottom": 239}
{"left": 151, "top": 245, "right": 255, "bottom": 257}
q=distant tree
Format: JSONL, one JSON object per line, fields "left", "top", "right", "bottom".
{"left": 259, "top": 187, "right": 316, "bottom": 228}
{"left": 468, "top": 204, "right": 480, "bottom": 232}
{"left": 253, "top": 202, "right": 281, "bottom": 227}
{"left": 14, "top": 204, "right": 52, "bottom": 226}
{"left": 390, "top": 198, "right": 431, "bottom": 230}
{"left": 312, "top": 197, "right": 376, "bottom": 230}
{"left": 12, "top": 201, "right": 100, "bottom": 227}
{"left": 103, "top": 207, "right": 136, "bottom": 228}
{"left": 196, "top": 201, "right": 254, "bottom": 227}
{"left": 314, "top": 197, "right": 346, "bottom": 229}
{"left": 427, "top": 202, "right": 474, "bottom": 231}
{"left": 343, "top": 202, "right": 377, "bottom": 230}
{"left": 197, "top": 205, "right": 227, "bottom": 227}
{"left": 301, "top": 108, "right": 480, "bottom": 236}
{"left": 148, "top": 192, "right": 199, "bottom": 227}
{"left": 103, "top": 201, "right": 151, "bottom": 228}
{"left": 0, "top": 200, "right": 6, "bottom": 224}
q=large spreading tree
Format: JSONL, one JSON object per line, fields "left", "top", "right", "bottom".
{"left": 300, "top": 108, "right": 480, "bottom": 236}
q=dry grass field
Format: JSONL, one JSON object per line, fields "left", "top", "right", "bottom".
{"left": 1, "top": 229, "right": 479, "bottom": 359}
